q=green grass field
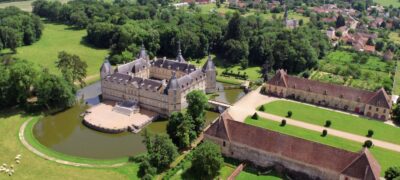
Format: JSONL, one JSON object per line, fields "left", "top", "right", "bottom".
{"left": 245, "top": 117, "right": 400, "bottom": 175}
{"left": 2, "top": 22, "right": 109, "bottom": 79}
{"left": 236, "top": 168, "right": 281, "bottom": 180}
{"left": 311, "top": 50, "right": 394, "bottom": 91}
{"left": 0, "top": 0, "right": 70, "bottom": 12}
{"left": 0, "top": 111, "right": 139, "bottom": 179}
{"left": 260, "top": 100, "right": 400, "bottom": 145}
{"left": 375, "top": 0, "right": 400, "bottom": 7}
{"left": 192, "top": 54, "right": 261, "bottom": 83}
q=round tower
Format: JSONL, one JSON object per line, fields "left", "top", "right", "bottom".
{"left": 100, "top": 57, "right": 112, "bottom": 79}
{"left": 202, "top": 55, "right": 217, "bottom": 93}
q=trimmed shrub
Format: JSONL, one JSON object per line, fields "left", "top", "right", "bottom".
{"left": 367, "top": 129, "right": 374, "bottom": 137}
{"left": 251, "top": 112, "right": 259, "bottom": 120}
{"left": 321, "top": 129, "right": 328, "bottom": 137}
{"left": 280, "top": 119, "right": 286, "bottom": 127}
{"left": 287, "top": 111, "right": 292, "bottom": 118}
{"left": 324, "top": 120, "right": 331, "bottom": 127}
{"left": 363, "top": 140, "right": 373, "bottom": 148}
{"left": 385, "top": 166, "right": 400, "bottom": 180}
{"left": 258, "top": 105, "right": 265, "bottom": 111}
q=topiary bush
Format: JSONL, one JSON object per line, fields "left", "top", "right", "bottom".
{"left": 287, "top": 110, "right": 292, "bottom": 118}
{"left": 258, "top": 105, "right": 265, "bottom": 111}
{"left": 321, "top": 129, "right": 328, "bottom": 137}
{"left": 280, "top": 119, "right": 286, "bottom": 127}
{"left": 251, "top": 112, "right": 259, "bottom": 120}
{"left": 385, "top": 166, "right": 400, "bottom": 180}
{"left": 324, "top": 120, "right": 331, "bottom": 127}
{"left": 363, "top": 140, "right": 373, "bottom": 148}
{"left": 367, "top": 129, "right": 374, "bottom": 137}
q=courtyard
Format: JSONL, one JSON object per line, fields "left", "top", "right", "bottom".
{"left": 84, "top": 101, "right": 158, "bottom": 133}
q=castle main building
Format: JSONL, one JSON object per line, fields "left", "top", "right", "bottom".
{"left": 100, "top": 45, "right": 216, "bottom": 116}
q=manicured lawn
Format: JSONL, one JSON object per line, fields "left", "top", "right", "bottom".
{"left": 0, "top": 110, "right": 139, "bottom": 179}
{"left": 311, "top": 50, "right": 394, "bottom": 91}
{"left": 245, "top": 117, "right": 400, "bottom": 175}
{"left": 192, "top": 54, "right": 261, "bottom": 83}
{"left": 236, "top": 168, "right": 281, "bottom": 180}
{"left": 260, "top": 100, "right": 400, "bottom": 145}
{"left": 375, "top": 0, "right": 400, "bottom": 7}
{"left": 4, "top": 22, "right": 109, "bottom": 78}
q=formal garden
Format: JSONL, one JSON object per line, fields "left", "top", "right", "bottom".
{"left": 309, "top": 50, "right": 395, "bottom": 92}
{"left": 244, "top": 116, "right": 400, "bottom": 176}
{"left": 258, "top": 100, "right": 400, "bottom": 145}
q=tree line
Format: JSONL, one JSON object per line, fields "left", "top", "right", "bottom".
{"left": 32, "top": 0, "right": 330, "bottom": 74}
{"left": 0, "top": 6, "right": 43, "bottom": 53}
{"left": 0, "top": 51, "right": 87, "bottom": 111}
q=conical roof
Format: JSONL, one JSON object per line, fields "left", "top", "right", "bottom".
{"left": 164, "top": 71, "right": 180, "bottom": 94}
{"left": 138, "top": 44, "right": 148, "bottom": 59}
{"left": 202, "top": 55, "right": 215, "bottom": 72}
{"left": 100, "top": 58, "right": 112, "bottom": 74}
{"left": 176, "top": 41, "right": 186, "bottom": 63}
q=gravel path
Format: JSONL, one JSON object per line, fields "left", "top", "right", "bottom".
{"left": 228, "top": 87, "right": 400, "bottom": 153}
{"left": 19, "top": 118, "right": 127, "bottom": 168}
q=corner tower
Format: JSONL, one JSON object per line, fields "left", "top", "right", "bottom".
{"left": 202, "top": 55, "right": 217, "bottom": 93}
{"left": 100, "top": 57, "right": 112, "bottom": 79}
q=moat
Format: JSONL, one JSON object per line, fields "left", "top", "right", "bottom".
{"left": 33, "top": 81, "right": 244, "bottom": 159}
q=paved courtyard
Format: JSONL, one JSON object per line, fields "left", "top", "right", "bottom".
{"left": 84, "top": 101, "right": 157, "bottom": 133}
{"left": 228, "top": 86, "right": 400, "bottom": 153}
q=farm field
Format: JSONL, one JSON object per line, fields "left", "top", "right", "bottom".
{"left": 310, "top": 50, "right": 394, "bottom": 91}
{"left": 245, "top": 117, "right": 400, "bottom": 176}
{"left": 0, "top": 111, "right": 139, "bottom": 179}
{"left": 0, "top": 0, "right": 69, "bottom": 12}
{"left": 2, "top": 22, "right": 109, "bottom": 78}
{"left": 259, "top": 100, "right": 400, "bottom": 145}
{"left": 375, "top": 0, "right": 400, "bottom": 7}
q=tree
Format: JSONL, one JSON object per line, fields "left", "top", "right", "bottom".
{"left": 191, "top": 141, "right": 223, "bottom": 179}
{"left": 69, "top": 10, "right": 89, "bottom": 28}
{"left": 35, "top": 71, "right": 75, "bottom": 109}
{"left": 258, "top": 105, "right": 265, "bottom": 111}
{"left": 143, "top": 132, "right": 178, "bottom": 171}
{"left": 8, "top": 59, "right": 37, "bottom": 105}
{"left": 363, "top": 140, "right": 373, "bottom": 148}
{"left": 280, "top": 119, "right": 286, "bottom": 126}
{"left": 287, "top": 110, "right": 292, "bottom": 118}
{"left": 186, "top": 90, "right": 208, "bottom": 133}
{"left": 138, "top": 158, "right": 156, "bottom": 177}
{"left": 367, "top": 38, "right": 375, "bottom": 46}
{"left": 375, "top": 41, "right": 385, "bottom": 51}
{"left": 167, "top": 112, "right": 192, "bottom": 149}
{"left": 392, "top": 101, "right": 400, "bottom": 124}
{"left": 321, "top": 129, "right": 328, "bottom": 137}
{"left": 55, "top": 51, "right": 87, "bottom": 86}
{"left": 251, "top": 112, "right": 259, "bottom": 120}
{"left": 385, "top": 166, "right": 400, "bottom": 180}
{"left": 324, "top": 120, "right": 331, "bottom": 127}
{"left": 336, "top": 15, "right": 345, "bottom": 28}
{"left": 367, "top": 129, "right": 374, "bottom": 137}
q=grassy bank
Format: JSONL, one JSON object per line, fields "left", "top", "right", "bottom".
{"left": 3, "top": 22, "right": 109, "bottom": 77}
{"left": 0, "top": 111, "right": 138, "bottom": 179}
{"left": 245, "top": 117, "right": 400, "bottom": 175}
{"left": 259, "top": 100, "right": 400, "bottom": 145}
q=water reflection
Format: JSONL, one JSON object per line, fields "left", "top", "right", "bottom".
{"left": 32, "top": 81, "right": 241, "bottom": 159}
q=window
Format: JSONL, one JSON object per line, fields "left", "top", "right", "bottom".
{"left": 376, "top": 108, "right": 379, "bottom": 112}
{"left": 223, "top": 141, "right": 226, "bottom": 147}
{"left": 369, "top": 106, "right": 371, "bottom": 110}
{"left": 384, "top": 109, "right": 386, "bottom": 113}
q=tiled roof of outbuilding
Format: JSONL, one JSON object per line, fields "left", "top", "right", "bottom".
{"left": 205, "top": 113, "right": 381, "bottom": 179}
{"left": 267, "top": 70, "right": 391, "bottom": 108}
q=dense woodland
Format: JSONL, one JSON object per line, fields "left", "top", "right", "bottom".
{"left": 0, "top": 7, "right": 43, "bottom": 52}
{"left": 31, "top": 0, "right": 330, "bottom": 73}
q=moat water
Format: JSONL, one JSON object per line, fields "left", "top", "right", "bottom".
{"left": 33, "top": 82, "right": 243, "bottom": 159}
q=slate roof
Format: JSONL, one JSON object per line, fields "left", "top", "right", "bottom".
{"left": 202, "top": 55, "right": 216, "bottom": 72}
{"left": 105, "top": 73, "right": 162, "bottom": 90}
{"left": 267, "top": 70, "right": 391, "bottom": 108}
{"left": 152, "top": 59, "right": 196, "bottom": 73}
{"left": 205, "top": 113, "right": 381, "bottom": 179}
